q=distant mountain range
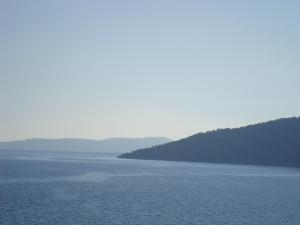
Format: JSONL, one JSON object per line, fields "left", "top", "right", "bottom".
{"left": 0, "top": 137, "right": 171, "bottom": 153}
{"left": 119, "top": 117, "right": 300, "bottom": 167}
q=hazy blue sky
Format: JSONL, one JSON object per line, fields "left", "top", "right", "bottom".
{"left": 1, "top": 0, "right": 300, "bottom": 141}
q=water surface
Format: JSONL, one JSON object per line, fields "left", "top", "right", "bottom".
{"left": 1, "top": 150, "right": 300, "bottom": 225}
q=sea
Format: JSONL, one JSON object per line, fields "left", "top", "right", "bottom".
{"left": 0, "top": 149, "right": 300, "bottom": 225}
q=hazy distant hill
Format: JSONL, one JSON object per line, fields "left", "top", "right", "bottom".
{"left": 119, "top": 117, "right": 300, "bottom": 167}
{"left": 0, "top": 137, "right": 171, "bottom": 153}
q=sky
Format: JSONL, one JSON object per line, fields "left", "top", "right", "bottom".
{"left": 1, "top": 0, "right": 300, "bottom": 141}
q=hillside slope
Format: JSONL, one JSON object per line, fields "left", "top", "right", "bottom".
{"left": 119, "top": 117, "right": 300, "bottom": 167}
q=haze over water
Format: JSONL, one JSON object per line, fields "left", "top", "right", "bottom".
{"left": 1, "top": 150, "right": 300, "bottom": 225}
{"left": 1, "top": 1, "right": 300, "bottom": 224}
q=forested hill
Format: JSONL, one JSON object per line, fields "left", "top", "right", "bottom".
{"left": 119, "top": 117, "right": 300, "bottom": 167}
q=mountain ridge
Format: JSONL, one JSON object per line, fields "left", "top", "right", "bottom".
{"left": 0, "top": 137, "right": 171, "bottom": 153}
{"left": 119, "top": 117, "right": 300, "bottom": 167}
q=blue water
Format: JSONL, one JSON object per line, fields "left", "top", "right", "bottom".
{"left": 0, "top": 150, "right": 300, "bottom": 225}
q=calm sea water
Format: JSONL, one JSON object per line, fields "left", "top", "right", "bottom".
{"left": 0, "top": 150, "right": 300, "bottom": 225}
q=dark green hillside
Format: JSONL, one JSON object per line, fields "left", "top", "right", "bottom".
{"left": 119, "top": 117, "right": 300, "bottom": 167}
